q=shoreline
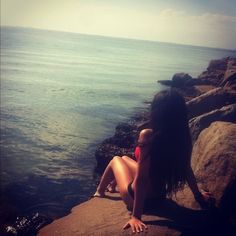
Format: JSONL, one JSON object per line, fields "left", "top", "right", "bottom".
{"left": 93, "top": 57, "right": 236, "bottom": 175}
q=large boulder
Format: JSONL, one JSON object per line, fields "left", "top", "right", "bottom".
{"left": 187, "top": 87, "right": 236, "bottom": 119}
{"left": 191, "top": 122, "right": 236, "bottom": 217}
{"left": 207, "top": 58, "right": 228, "bottom": 72}
{"left": 197, "top": 70, "right": 224, "bottom": 86}
{"left": 189, "top": 103, "right": 236, "bottom": 142}
{"left": 197, "top": 58, "right": 229, "bottom": 86}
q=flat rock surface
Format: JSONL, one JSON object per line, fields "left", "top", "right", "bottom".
{"left": 38, "top": 192, "right": 182, "bottom": 236}
{"left": 38, "top": 191, "right": 223, "bottom": 236}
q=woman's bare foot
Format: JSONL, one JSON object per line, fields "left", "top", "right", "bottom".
{"left": 106, "top": 180, "right": 118, "bottom": 193}
{"left": 106, "top": 183, "right": 117, "bottom": 193}
{"left": 93, "top": 190, "right": 105, "bottom": 198}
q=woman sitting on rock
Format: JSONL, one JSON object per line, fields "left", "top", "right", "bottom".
{"left": 94, "top": 90, "right": 212, "bottom": 233}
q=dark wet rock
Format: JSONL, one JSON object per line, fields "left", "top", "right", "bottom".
{"left": 157, "top": 79, "right": 173, "bottom": 86}
{"left": 187, "top": 87, "right": 236, "bottom": 119}
{"left": 95, "top": 143, "right": 134, "bottom": 174}
{"left": 94, "top": 109, "right": 150, "bottom": 174}
{"left": 172, "top": 73, "right": 193, "bottom": 87}
{"left": 4, "top": 213, "right": 52, "bottom": 236}
{"left": 158, "top": 73, "right": 192, "bottom": 88}
{"left": 107, "top": 123, "right": 137, "bottom": 148}
{"left": 189, "top": 103, "right": 236, "bottom": 142}
{"left": 94, "top": 122, "right": 139, "bottom": 174}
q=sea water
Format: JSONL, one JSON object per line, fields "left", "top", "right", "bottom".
{"left": 1, "top": 26, "right": 236, "bottom": 221}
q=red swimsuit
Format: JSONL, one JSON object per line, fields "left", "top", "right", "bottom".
{"left": 134, "top": 146, "right": 140, "bottom": 162}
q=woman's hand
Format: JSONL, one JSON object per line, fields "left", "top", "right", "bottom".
{"left": 195, "top": 190, "right": 215, "bottom": 209}
{"left": 123, "top": 216, "right": 147, "bottom": 233}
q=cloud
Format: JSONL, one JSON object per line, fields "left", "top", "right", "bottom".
{"left": 1, "top": 1, "right": 236, "bottom": 49}
{"left": 151, "top": 9, "right": 236, "bottom": 49}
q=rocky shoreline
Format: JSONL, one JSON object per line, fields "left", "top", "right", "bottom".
{"left": 26, "top": 57, "right": 235, "bottom": 235}
{"left": 94, "top": 57, "right": 236, "bottom": 174}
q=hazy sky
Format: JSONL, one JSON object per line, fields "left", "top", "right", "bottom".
{"left": 1, "top": 0, "right": 236, "bottom": 49}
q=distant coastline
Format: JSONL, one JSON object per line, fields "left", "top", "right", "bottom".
{"left": 2, "top": 25, "right": 236, "bottom": 52}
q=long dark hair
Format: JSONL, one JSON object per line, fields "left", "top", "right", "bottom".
{"left": 149, "top": 89, "right": 192, "bottom": 196}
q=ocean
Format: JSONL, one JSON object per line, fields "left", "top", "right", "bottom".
{"left": 1, "top": 26, "right": 236, "bottom": 224}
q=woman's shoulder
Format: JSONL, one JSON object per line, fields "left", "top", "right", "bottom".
{"left": 140, "top": 129, "right": 153, "bottom": 138}
{"left": 138, "top": 129, "right": 153, "bottom": 146}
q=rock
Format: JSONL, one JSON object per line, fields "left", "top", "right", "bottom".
{"left": 185, "top": 78, "right": 213, "bottom": 86}
{"left": 158, "top": 74, "right": 192, "bottom": 88}
{"left": 4, "top": 213, "right": 52, "bottom": 236}
{"left": 172, "top": 86, "right": 201, "bottom": 102}
{"left": 187, "top": 87, "right": 236, "bottom": 119}
{"left": 94, "top": 111, "right": 151, "bottom": 174}
{"left": 198, "top": 70, "right": 225, "bottom": 86}
{"left": 38, "top": 192, "right": 227, "bottom": 236}
{"left": 197, "top": 58, "right": 230, "bottom": 86}
{"left": 94, "top": 122, "right": 138, "bottom": 174}
{"left": 207, "top": 58, "right": 228, "bottom": 72}
{"left": 221, "top": 58, "right": 236, "bottom": 89}
{"left": 94, "top": 144, "right": 133, "bottom": 174}
{"left": 38, "top": 193, "right": 179, "bottom": 236}
{"left": 193, "top": 85, "right": 216, "bottom": 94}
{"left": 158, "top": 80, "right": 173, "bottom": 86}
{"left": 111, "top": 123, "right": 137, "bottom": 148}
{"left": 171, "top": 73, "right": 192, "bottom": 87}
{"left": 189, "top": 103, "right": 236, "bottom": 142}
{"left": 191, "top": 122, "right": 236, "bottom": 217}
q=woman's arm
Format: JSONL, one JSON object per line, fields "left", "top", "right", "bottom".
{"left": 123, "top": 129, "right": 152, "bottom": 233}
{"left": 133, "top": 129, "right": 153, "bottom": 218}
{"left": 132, "top": 158, "right": 149, "bottom": 219}
{"left": 187, "top": 166, "right": 214, "bottom": 208}
{"left": 123, "top": 163, "right": 148, "bottom": 233}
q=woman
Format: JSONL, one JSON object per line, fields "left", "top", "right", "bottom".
{"left": 94, "top": 90, "right": 212, "bottom": 233}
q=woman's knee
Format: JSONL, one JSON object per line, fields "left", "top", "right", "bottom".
{"left": 110, "top": 156, "right": 121, "bottom": 165}
{"left": 121, "top": 155, "right": 131, "bottom": 161}
{"left": 112, "top": 155, "right": 121, "bottom": 161}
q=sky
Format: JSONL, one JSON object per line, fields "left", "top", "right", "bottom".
{"left": 1, "top": 0, "right": 236, "bottom": 49}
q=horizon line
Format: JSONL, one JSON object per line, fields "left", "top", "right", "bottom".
{"left": 1, "top": 24, "right": 236, "bottom": 52}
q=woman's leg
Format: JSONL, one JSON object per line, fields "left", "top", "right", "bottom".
{"left": 107, "top": 156, "right": 138, "bottom": 193}
{"left": 121, "top": 156, "right": 138, "bottom": 179}
{"left": 95, "top": 156, "right": 135, "bottom": 207}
